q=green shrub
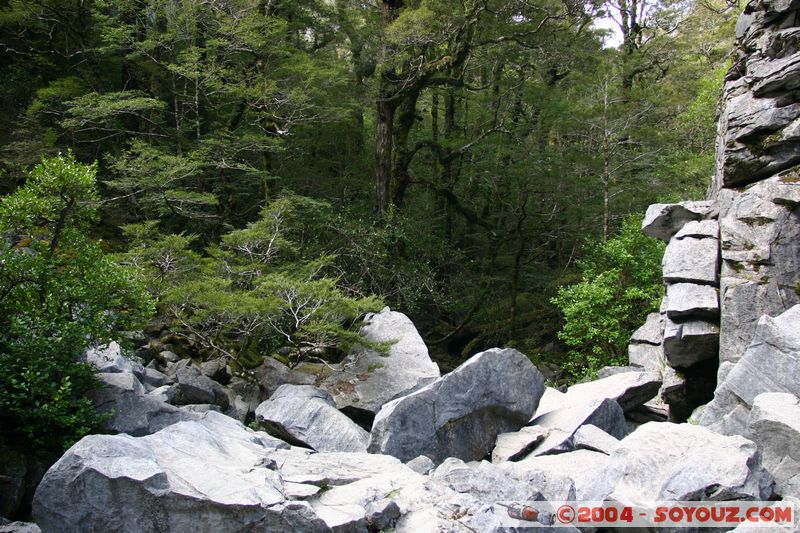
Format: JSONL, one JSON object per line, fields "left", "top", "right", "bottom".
{"left": 120, "top": 194, "right": 383, "bottom": 368}
{"left": 552, "top": 215, "right": 665, "bottom": 381}
{"left": 0, "top": 153, "right": 153, "bottom": 456}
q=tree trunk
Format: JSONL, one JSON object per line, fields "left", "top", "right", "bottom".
{"left": 375, "top": 94, "right": 394, "bottom": 213}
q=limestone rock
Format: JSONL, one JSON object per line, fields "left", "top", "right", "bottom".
{"left": 491, "top": 426, "right": 549, "bottom": 463}
{"left": 642, "top": 201, "right": 718, "bottom": 241}
{"left": 663, "top": 317, "right": 720, "bottom": 368}
{"left": 712, "top": 305, "right": 800, "bottom": 413}
{"left": 504, "top": 449, "right": 611, "bottom": 501}
{"left": 662, "top": 236, "right": 720, "bottom": 285}
{"left": 718, "top": 175, "right": 800, "bottom": 363}
{"left": 140, "top": 367, "right": 169, "bottom": 390}
{"left": 628, "top": 343, "right": 664, "bottom": 372}
{"left": 32, "top": 413, "right": 316, "bottom": 533}
{"left": 405, "top": 456, "right": 435, "bottom": 475}
{"left": 320, "top": 308, "right": 440, "bottom": 419}
{"left": 572, "top": 424, "right": 620, "bottom": 455}
{"left": 81, "top": 342, "right": 143, "bottom": 379}
{"left": 533, "top": 386, "right": 567, "bottom": 418}
{"left": 674, "top": 220, "right": 720, "bottom": 240}
{"left": 0, "top": 522, "right": 41, "bottom": 533}
{"left": 91, "top": 372, "right": 198, "bottom": 436}
{"left": 251, "top": 356, "right": 316, "bottom": 401}
{"left": 255, "top": 385, "right": 369, "bottom": 453}
{"left": 174, "top": 366, "right": 230, "bottom": 410}
{"left": 527, "top": 398, "right": 628, "bottom": 456}
{"left": 562, "top": 371, "right": 663, "bottom": 412}
{"left": 630, "top": 312, "right": 663, "bottom": 346}
{"left": 581, "top": 422, "right": 775, "bottom": 503}
{"left": 748, "top": 392, "right": 800, "bottom": 499}
{"left": 431, "top": 458, "right": 543, "bottom": 503}
{"left": 368, "top": 348, "right": 544, "bottom": 464}
{"left": 665, "top": 283, "right": 719, "bottom": 320}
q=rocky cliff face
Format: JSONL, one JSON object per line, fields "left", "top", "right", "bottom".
{"left": 8, "top": 4, "right": 800, "bottom": 531}
{"left": 626, "top": 0, "right": 800, "bottom": 503}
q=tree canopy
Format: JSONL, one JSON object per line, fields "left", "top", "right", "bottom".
{"left": 0, "top": 0, "right": 737, "bottom": 380}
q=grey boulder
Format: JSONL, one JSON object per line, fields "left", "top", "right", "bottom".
{"left": 255, "top": 385, "right": 369, "bottom": 453}
{"left": 628, "top": 343, "right": 664, "bottom": 372}
{"left": 251, "top": 356, "right": 316, "bottom": 400}
{"left": 630, "top": 312, "right": 663, "bottom": 346}
{"left": 491, "top": 426, "right": 549, "bottom": 463}
{"left": 718, "top": 175, "right": 800, "bottom": 363}
{"left": 641, "top": 201, "right": 717, "bottom": 241}
{"left": 368, "top": 347, "right": 544, "bottom": 464}
{"left": 431, "top": 458, "right": 543, "bottom": 503}
{"left": 662, "top": 236, "right": 720, "bottom": 285}
{"left": 503, "top": 449, "right": 611, "bottom": 501}
{"left": 572, "top": 424, "right": 620, "bottom": 455}
{"left": 91, "top": 372, "right": 198, "bottom": 436}
{"left": 748, "top": 392, "right": 800, "bottom": 499}
{"left": 562, "top": 371, "right": 662, "bottom": 412}
{"left": 174, "top": 366, "right": 230, "bottom": 410}
{"left": 665, "top": 283, "right": 719, "bottom": 320}
{"left": 581, "top": 422, "right": 774, "bottom": 502}
{"left": 527, "top": 398, "right": 628, "bottom": 456}
{"left": 31, "top": 412, "right": 320, "bottom": 533}
{"left": 706, "top": 305, "right": 800, "bottom": 420}
{"left": 320, "top": 307, "right": 440, "bottom": 418}
{"left": 81, "top": 342, "right": 143, "bottom": 378}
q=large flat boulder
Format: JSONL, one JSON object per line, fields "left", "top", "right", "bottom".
{"left": 255, "top": 385, "right": 369, "bottom": 453}
{"left": 748, "top": 392, "right": 800, "bottom": 499}
{"left": 320, "top": 308, "right": 440, "bottom": 420}
{"left": 562, "top": 371, "right": 662, "bottom": 412}
{"left": 526, "top": 398, "right": 628, "bottom": 457}
{"left": 368, "top": 348, "right": 544, "bottom": 464}
{"left": 32, "top": 412, "right": 533, "bottom": 532}
{"left": 581, "top": 422, "right": 774, "bottom": 503}
{"left": 572, "top": 424, "right": 620, "bottom": 455}
{"left": 491, "top": 426, "right": 549, "bottom": 463}
{"left": 641, "top": 201, "right": 717, "bottom": 241}
{"left": 532, "top": 386, "right": 567, "bottom": 418}
{"left": 431, "top": 458, "right": 543, "bottom": 503}
{"left": 503, "top": 449, "right": 611, "bottom": 501}
{"left": 31, "top": 413, "right": 317, "bottom": 533}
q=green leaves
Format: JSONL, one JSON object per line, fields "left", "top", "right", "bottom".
{"left": 123, "top": 193, "right": 382, "bottom": 369}
{"left": 552, "top": 215, "right": 665, "bottom": 381}
{"left": 0, "top": 155, "right": 153, "bottom": 455}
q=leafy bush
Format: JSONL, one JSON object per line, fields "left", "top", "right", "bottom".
{"left": 552, "top": 216, "right": 665, "bottom": 381}
{"left": 0, "top": 153, "right": 153, "bottom": 455}
{"left": 120, "top": 194, "right": 383, "bottom": 369}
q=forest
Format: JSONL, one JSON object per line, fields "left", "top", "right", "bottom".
{"left": 0, "top": 0, "right": 737, "bottom": 454}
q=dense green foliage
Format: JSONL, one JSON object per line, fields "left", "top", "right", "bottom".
{"left": 552, "top": 216, "right": 666, "bottom": 380}
{"left": 0, "top": 154, "right": 152, "bottom": 455}
{"left": 0, "top": 0, "right": 738, "bottom": 386}
{"left": 119, "top": 194, "right": 383, "bottom": 369}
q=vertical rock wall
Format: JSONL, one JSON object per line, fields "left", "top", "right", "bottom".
{"left": 629, "top": 0, "right": 800, "bottom": 423}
